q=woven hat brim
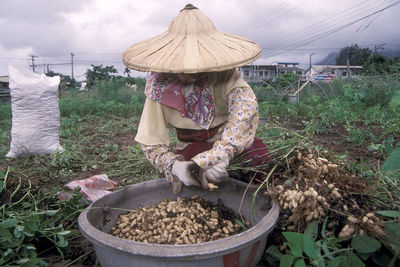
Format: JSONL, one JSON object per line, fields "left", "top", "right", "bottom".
{"left": 122, "top": 30, "right": 261, "bottom": 73}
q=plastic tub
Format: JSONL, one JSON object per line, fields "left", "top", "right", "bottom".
{"left": 79, "top": 178, "right": 279, "bottom": 267}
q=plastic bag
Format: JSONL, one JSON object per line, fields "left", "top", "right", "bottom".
{"left": 64, "top": 174, "right": 117, "bottom": 202}
{"left": 6, "top": 66, "right": 63, "bottom": 158}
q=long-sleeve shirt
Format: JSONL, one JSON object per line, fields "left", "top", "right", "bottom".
{"left": 141, "top": 86, "right": 258, "bottom": 190}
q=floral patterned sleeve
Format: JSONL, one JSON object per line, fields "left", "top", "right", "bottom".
{"left": 192, "top": 87, "right": 259, "bottom": 169}
{"left": 141, "top": 144, "right": 184, "bottom": 193}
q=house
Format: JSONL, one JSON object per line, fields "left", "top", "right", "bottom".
{"left": 305, "top": 65, "right": 363, "bottom": 82}
{"left": 239, "top": 62, "right": 304, "bottom": 83}
{"left": 239, "top": 65, "right": 277, "bottom": 83}
{"left": 275, "top": 62, "right": 304, "bottom": 75}
{"left": 0, "top": 76, "right": 10, "bottom": 104}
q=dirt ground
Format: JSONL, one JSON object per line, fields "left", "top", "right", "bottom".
{"left": 2, "top": 118, "right": 395, "bottom": 266}
{"left": 278, "top": 118, "right": 389, "bottom": 168}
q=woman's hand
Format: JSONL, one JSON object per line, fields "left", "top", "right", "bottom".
{"left": 171, "top": 160, "right": 200, "bottom": 187}
{"left": 198, "top": 160, "right": 229, "bottom": 189}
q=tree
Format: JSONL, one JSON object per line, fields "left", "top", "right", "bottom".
{"left": 124, "top": 67, "right": 131, "bottom": 77}
{"left": 336, "top": 44, "right": 372, "bottom": 66}
{"left": 46, "top": 71, "right": 78, "bottom": 92}
{"left": 362, "top": 54, "right": 390, "bottom": 75}
{"left": 85, "top": 64, "right": 118, "bottom": 89}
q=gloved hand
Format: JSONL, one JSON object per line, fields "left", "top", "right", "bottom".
{"left": 198, "top": 160, "right": 229, "bottom": 189}
{"left": 171, "top": 160, "right": 200, "bottom": 187}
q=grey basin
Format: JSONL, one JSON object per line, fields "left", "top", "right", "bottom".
{"left": 78, "top": 178, "right": 279, "bottom": 267}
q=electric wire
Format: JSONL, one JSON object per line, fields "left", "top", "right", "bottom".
{"left": 265, "top": 0, "right": 384, "bottom": 50}
{"left": 262, "top": 0, "right": 400, "bottom": 58}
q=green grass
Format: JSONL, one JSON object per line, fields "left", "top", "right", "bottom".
{"left": 0, "top": 75, "right": 399, "bottom": 265}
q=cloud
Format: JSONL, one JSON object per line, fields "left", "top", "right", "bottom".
{"left": 0, "top": 0, "right": 399, "bottom": 76}
{"left": 0, "top": 45, "right": 34, "bottom": 75}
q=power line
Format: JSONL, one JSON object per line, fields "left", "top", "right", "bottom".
{"left": 240, "top": 0, "right": 312, "bottom": 37}
{"left": 264, "top": 0, "right": 382, "bottom": 50}
{"left": 262, "top": 0, "right": 400, "bottom": 58}
{"left": 235, "top": 0, "right": 294, "bottom": 35}
{"left": 347, "top": 0, "right": 389, "bottom": 44}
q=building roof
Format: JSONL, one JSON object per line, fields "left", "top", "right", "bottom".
{"left": 312, "top": 65, "right": 363, "bottom": 70}
{"left": 0, "top": 76, "right": 9, "bottom": 83}
{"left": 276, "top": 62, "right": 300, "bottom": 65}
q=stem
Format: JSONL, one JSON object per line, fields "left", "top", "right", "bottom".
{"left": 2, "top": 167, "right": 10, "bottom": 190}
{"left": 388, "top": 252, "right": 398, "bottom": 267}
{"left": 64, "top": 249, "right": 95, "bottom": 267}
{"left": 321, "top": 248, "right": 353, "bottom": 258}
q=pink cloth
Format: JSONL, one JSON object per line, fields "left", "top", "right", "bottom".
{"left": 144, "top": 72, "right": 216, "bottom": 129}
{"left": 64, "top": 174, "right": 117, "bottom": 202}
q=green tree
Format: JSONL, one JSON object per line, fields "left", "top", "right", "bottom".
{"left": 124, "top": 67, "right": 131, "bottom": 77}
{"left": 85, "top": 64, "right": 118, "bottom": 89}
{"left": 336, "top": 44, "right": 372, "bottom": 66}
{"left": 362, "top": 54, "right": 390, "bottom": 75}
{"left": 46, "top": 71, "right": 78, "bottom": 92}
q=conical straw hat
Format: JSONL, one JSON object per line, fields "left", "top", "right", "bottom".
{"left": 122, "top": 4, "right": 261, "bottom": 73}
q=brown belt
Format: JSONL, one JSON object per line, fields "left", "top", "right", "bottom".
{"left": 176, "top": 125, "right": 221, "bottom": 142}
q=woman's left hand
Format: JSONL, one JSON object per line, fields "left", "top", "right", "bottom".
{"left": 198, "top": 160, "right": 229, "bottom": 189}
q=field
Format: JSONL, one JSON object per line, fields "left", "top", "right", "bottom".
{"left": 0, "top": 75, "right": 399, "bottom": 266}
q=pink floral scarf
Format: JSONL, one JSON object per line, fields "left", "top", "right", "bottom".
{"left": 144, "top": 72, "right": 215, "bottom": 129}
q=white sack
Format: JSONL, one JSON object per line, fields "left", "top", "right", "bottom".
{"left": 6, "top": 66, "right": 63, "bottom": 158}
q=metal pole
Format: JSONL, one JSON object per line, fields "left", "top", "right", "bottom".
{"left": 71, "top": 53, "right": 75, "bottom": 79}
{"left": 309, "top": 53, "right": 315, "bottom": 70}
{"left": 30, "top": 55, "right": 37, "bottom": 72}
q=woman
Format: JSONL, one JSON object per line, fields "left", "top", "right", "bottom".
{"left": 123, "top": 4, "right": 269, "bottom": 193}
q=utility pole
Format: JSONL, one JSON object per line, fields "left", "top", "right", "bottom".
{"left": 70, "top": 53, "right": 75, "bottom": 79}
{"left": 30, "top": 55, "right": 37, "bottom": 72}
{"left": 346, "top": 54, "right": 351, "bottom": 77}
{"left": 374, "top": 43, "right": 386, "bottom": 53}
{"left": 309, "top": 53, "right": 315, "bottom": 70}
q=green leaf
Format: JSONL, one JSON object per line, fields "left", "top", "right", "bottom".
{"left": 0, "top": 227, "right": 13, "bottom": 240}
{"left": 56, "top": 235, "right": 68, "bottom": 248}
{"left": 348, "top": 251, "right": 365, "bottom": 267}
{"left": 382, "top": 148, "right": 400, "bottom": 172}
{"left": 389, "top": 90, "right": 400, "bottom": 112}
{"left": 45, "top": 209, "right": 59, "bottom": 216}
{"left": 265, "top": 245, "right": 283, "bottom": 260}
{"left": 357, "top": 252, "right": 372, "bottom": 261}
{"left": 25, "top": 221, "right": 39, "bottom": 232}
{"left": 15, "top": 225, "right": 24, "bottom": 231}
{"left": 280, "top": 254, "right": 295, "bottom": 267}
{"left": 328, "top": 255, "right": 347, "bottom": 267}
{"left": 21, "top": 258, "right": 41, "bottom": 267}
{"left": 351, "top": 235, "right": 381, "bottom": 254}
{"left": 294, "top": 258, "right": 306, "bottom": 267}
{"left": 321, "top": 217, "right": 328, "bottom": 239}
{"left": 56, "top": 230, "right": 71, "bottom": 236}
{"left": 305, "top": 220, "right": 319, "bottom": 241}
{"left": 304, "top": 234, "right": 318, "bottom": 260}
{"left": 15, "top": 258, "right": 30, "bottom": 264}
{"left": 0, "top": 218, "right": 17, "bottom": 228}
{"left": 384, "top": 223, "right": 400, "bottom": 254}
{"left": 322, "top": 241, "right": 334, "bottom": 260}
{"left": 283, "top": 232, "right": 304, "bottom": 257}
{"left": 13, "top": 228, "right": 22, "bottom": 238}
{"left": 376, "top": 210, "right": 400, "bottom": 218}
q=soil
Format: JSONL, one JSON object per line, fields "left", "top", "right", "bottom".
{"left": 275, "top": 118, "right": 397, "bottom": 168}
{"left": 2, "top": 117, "right": 396, "bottom": 265}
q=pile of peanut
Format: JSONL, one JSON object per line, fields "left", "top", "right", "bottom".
{"left": 272, "top": 149, "right": 385, "bottom": 240}
{"left": 110, "top": 195, "right": 242, "bottom": 245}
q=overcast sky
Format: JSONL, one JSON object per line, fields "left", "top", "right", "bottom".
{"left": 1, "top": 0, "right": 400, "bottom": 80}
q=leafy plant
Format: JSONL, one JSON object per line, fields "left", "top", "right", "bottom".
{"left": 0, "top": 168, "right": 89, "bottom": 266}
{"left": 265, "top": 219, "right": 388, "bottom": 267}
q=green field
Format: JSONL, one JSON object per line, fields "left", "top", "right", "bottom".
{"left": 0, "top": 74, "right": 399, "bottom": 266}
